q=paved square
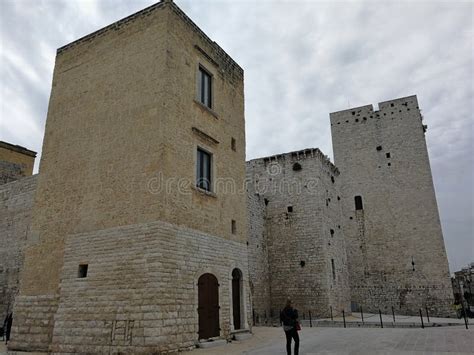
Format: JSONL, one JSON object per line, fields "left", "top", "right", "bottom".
{"left": 186, "top": 326, "right": 474, "bottom": 354}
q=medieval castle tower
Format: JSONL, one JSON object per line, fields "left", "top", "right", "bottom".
{"left": 0, "top": 0, "right": 455, "bottom": 353}
{"left": 330, "top": 96, "right": 453, "bottom": 316}
{"left": 5, "top": 1, "right": 251, "bottom": 352}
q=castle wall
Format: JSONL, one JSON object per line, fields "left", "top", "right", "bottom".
{"left": 246, "top": 175, "right": 271, "bottom": 321}
{"left": 12, "top": 1, "right": 248, "bottom": 352}
{"left": 247, "top": 149, "right": 350, "bottom": 319}
{"left": 10, "top": 220, "right": 250, "bottom": 353}
{"left": 0, "top": 175, "right": 37, "bottom": 322}
{"left": 330, "top": 95, "right": 454, "bottom": 316}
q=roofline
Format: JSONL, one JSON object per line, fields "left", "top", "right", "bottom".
{"left": 57, "top": 1, "right": 166, "bottom": 54}
{"left": 0, "top": 141, "right": 37, "bottom": 157}
{"left": 247, "top": 147, "right": 339, "bottom": 173}
{"left": 330, "top": 95, "right": 419, "bottom": 116}
{"left": 56, "top": 0, "right": 243, "bottom": 75}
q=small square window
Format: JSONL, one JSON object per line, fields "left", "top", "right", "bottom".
{"left": 198, "top": 66, "right": 212, "bottom": 108}
{"left": 386, "top": 153, "right": 391, "bottom": 158}
{"left": 231, "top": 220, "right": 236, "bottom": 234}
{"left": 78, "top": 264, "right": 88, "bottom": 278}
{"left": 287, "top": 206, "right": 293, "bottom": 213}
{"left": 231, "top": 137, "right": 236, "bottom": 151}
{"left": 196, "top": 148, "right": 212, "bottom": 191}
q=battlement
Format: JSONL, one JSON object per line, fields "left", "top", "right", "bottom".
{"left": 56, "top": 0, "right": 243, "bottom": 80}
{"left": 330, "top": 95, "right": 420, "bottom": 124}
{"left": 247, "top": 147, "right": 339, "bottom": 175}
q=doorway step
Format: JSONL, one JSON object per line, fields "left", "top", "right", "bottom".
{"left": 196, "top": 338, "right": 227, "bottom": 349}
{"left": 231, "top": 329, "right": 252, "bottom": 341}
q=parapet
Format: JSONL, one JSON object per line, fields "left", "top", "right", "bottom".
{"left": 247, "top": 147, "right": 339, "bottom": 175}
{"left": 330, "top": 95, "right": 419, "bottom": 123}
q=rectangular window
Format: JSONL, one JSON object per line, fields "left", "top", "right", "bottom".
{"left": 231, "top": 137, "right": 236, "bottom": 151}
{"left": 196, "top": 148, "right": 212, "bottom": 191}
{"left": 231, "top": 220, "right": 236, "bottom": 234}
{"left": 78, "top": 264, "right": 88, "bottom": 278}
{"left": 198, "top": 66, "right": 212, "bottom": 108}
{"left": 355, "top": 195, "right": 363, "bottom": 210}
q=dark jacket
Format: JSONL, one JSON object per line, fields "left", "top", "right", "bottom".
{"left": 280, "top": 306, "right": 298, "bottom": 327}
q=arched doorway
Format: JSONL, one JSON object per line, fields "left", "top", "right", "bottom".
{"left": 232, "top": 268, "right": 243, "bottom": 330}
{"left": 198, "top": 273, "right": 220, "bottom": 339}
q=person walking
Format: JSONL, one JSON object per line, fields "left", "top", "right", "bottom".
{"left": 280, "top": 299, "right": 300, "bottom": 355}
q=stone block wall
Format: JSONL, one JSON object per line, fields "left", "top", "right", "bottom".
{"left": 8, "top": 295, "right": 59, "bottom": 352}
{"left": 330, "top": 95, "right": 454, "bottom": 316}
{"left": 0, "top": 161, "right": 25, "bottom": 185}
{"left": 0, "top": 142, "right": 36, "bottom": 180}
{"left": 0, "top": 175, "right": 37, "bottom": 321}
{"left": 37, "top": 220, "right": 249, "bottom": 353}
{"left": 247, "top": 149, "right": 351, "bottom": 320}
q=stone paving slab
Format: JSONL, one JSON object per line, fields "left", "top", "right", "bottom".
{"left": 2, "top": 325, "right": 472, "bottom": 354}
{"left": 184, "top": 326, "right": 474, "bottom": 354}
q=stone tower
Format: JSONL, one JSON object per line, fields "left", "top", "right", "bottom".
{"left": 10, "top": 1, "right": 250, "bottom": 352}
{"left": 247, "top": 149, "right": 351, "bottom": 320}
{"left": 330, "top": 95, "right": 453, "bottom": 316}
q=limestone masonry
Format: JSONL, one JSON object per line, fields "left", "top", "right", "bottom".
{"left": 0, "top": 0, "right": 454, "bottom": 353}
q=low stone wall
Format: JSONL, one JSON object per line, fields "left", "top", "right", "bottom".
{"left": 45, "top": 220, "right": 250, "bottom": 353}
{"left": 8, "top": 294, "right": 59, "bottom": 352}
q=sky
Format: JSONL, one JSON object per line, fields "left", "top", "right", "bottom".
{"left": 0, "top": 0, "right": 472, "bottom": 273}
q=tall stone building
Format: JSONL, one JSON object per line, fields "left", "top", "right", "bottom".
{"left": 247, "top": 149, "right": 350, "bottom": 319}
{"left": 247, "top": 96, "right": 453, "bottom": 321}
{"left": 330, "top": 95, "right": 453, "bottom": 316}
{"left": 9, "top": 0, "right": 250, "bottom": 353}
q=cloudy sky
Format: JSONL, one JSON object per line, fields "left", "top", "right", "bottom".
{"left": 0, "top": 0, "right": 472, "bottom": 272}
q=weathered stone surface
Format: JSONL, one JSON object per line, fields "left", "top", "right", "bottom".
{"left": 0, "top": 175, "right": 37, "bottom": 321}
{"left": 247, "top": 149, "right": 351, "bottom": 320}
{"left": 0, "top": 141, "right": 36, "bottom": 184}
{"left": 330, "top": 95, "right": 454, "bottom": 316}
{"left": 11, "top": 0, "right": 248, "bottom": 352}
{"left": 38, "top": 220, "right": 249, "bottom": 353}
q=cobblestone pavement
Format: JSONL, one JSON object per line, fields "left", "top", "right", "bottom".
{"left": 186, "top": 326, "right": 474, "bottom": 355}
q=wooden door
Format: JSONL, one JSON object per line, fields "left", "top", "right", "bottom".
{"left": 232, "top": 269, "right": 242, "bottom": 330}
{"left": 198, "top": 273, "right": 220, "bottom": 339}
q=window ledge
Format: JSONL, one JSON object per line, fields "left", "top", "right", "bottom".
{"left": 194, "top": 100, "right": 219, "bottom": 119}
{"left": 193, "top": 185, "right": 217, "bottom": 198}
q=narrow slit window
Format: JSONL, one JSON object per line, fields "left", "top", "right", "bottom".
{"left": 231, "top": 220, "right": 236, "bottom": 234}
{"left": 354, "top": 195, "right": 363, "bottom": 210}
{"left": 78, "top": 264, "right": 88, "bottom": 278}
{"left": 196, "top": 148, "right": 212, "bottom": 191}
{"left": 231, "top": 137, "right": 236, "bottom": 151}
{"left": 331, "top": 259, "right": 336, "bottom": 280}
{"left": 198, "top": 66, "right": 212, "bottom": 108}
